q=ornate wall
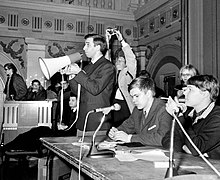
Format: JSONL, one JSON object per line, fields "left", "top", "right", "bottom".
{"left": 134, "top": 0, "right": 182, "bottom": 95}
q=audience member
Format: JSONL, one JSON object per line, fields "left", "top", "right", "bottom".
{"left": 3, "top": 63, "right": 27, "bottom": 101}
{"left": 46, "top": 85, "right": 58, "bottom": 101}
{"left": 138, "top": 70, "right": 167, "bottom": 98}
{"left": 108, "top": 76, "right": 172, "bottom": 146}
{"left": 162, "top": 75, "right": 220, "bottom": 159}
{"left": 173, "top": 64, "right": 199, "bottom": 99}
{"left": 106, "top": 29, "right": 137, "bottom": 127}
{"left": 54, "top": 82, "right": 62, "bottom": 95}
{"left": 65, "top": 33, "right": 116, "bottom": 132}
{"left": 46, "top": 85, "right": 58, "bottom": 130}
{"left": 26, "top": 79, "right": 47, "bottom": 101}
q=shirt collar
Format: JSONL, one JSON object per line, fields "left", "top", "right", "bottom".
{"left": 71, "top": 107, "right": 77, "bottom": 113}
{"left": 91, "top": 55, "right": 103, "bottom": 64}
{"left": 189, "top": 102, "right": 215, "bottom": 124}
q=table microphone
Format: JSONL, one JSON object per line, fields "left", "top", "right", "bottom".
{"left": 86, "top": 104, "right": 121, "bottom": 158}
{"left": 165, "top": 104, "right": 187, "bottom": 178}
{"left": 165, "top": 108, "right": 220, "bottom": 178}
{"left": 91, "top": 103, "right": 121, "bottom": 114}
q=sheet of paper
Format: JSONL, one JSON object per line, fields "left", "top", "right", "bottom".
{"left": 133, "top": 149, "right": 169, "bottom": 161}
{"left": 115, "top": 152, "right": 138, "bottom": 161}
{"left": 98, "top": 141, "right": 125, "bottom": 150}
{"left": 115, "top": 149, "right": 169, "bottom": 163}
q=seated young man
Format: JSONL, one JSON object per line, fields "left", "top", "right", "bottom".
{"left": 108, "top": 76, "right": 172, "bottom": 146}
{"left": 162, "top": 75, "right": 220, "bottom": 159}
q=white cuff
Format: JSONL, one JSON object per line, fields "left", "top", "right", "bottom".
{"left": 69, "top": 74, "right": 76, "bottom": 80}
{"left": 127, "top": 134, "right": 132, "bottom": 142}
{"left": 121, "top": 40, "right": 128, "bottom": 47}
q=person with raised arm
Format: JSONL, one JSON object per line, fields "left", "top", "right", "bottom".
{"left": 106, "top": 28, "right": 137, "bottom": 127}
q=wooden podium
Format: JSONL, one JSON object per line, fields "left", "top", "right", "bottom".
{"left": 3, "top": 101, "right": 52, "bottom": 143}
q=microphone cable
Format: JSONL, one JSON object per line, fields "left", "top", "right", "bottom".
{"left": 172, "top": 112, "right": 220, "bottom": 177}
{"left": 64, "top": 59, "right": 83, "bottom": 131}
{"left": 78, "top": 110, "right": 93, "bottom": 180}
{"left": 58, "top": 74, "right": 64, "bottom": 126}
{"left": 64, "top": 84, "right": 81, "bottom": 131}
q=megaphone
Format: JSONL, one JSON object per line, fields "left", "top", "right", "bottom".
{"left": 39, "top": 52, "right": 82, "bottom": 80}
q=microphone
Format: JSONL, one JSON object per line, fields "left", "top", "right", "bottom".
{"left": 92, "top": 103, "right": 121, "bottom": 114}
{"left": 86, "top": 103, "right": 121, "bottom": 158}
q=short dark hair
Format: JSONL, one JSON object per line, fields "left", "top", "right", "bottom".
{"left": 31, "top": 79, "right": 41, "bottom": 86}
{"left": 187, "top": 75, "right": 219, "bottom": 102}
{"left": 138, "top": 70, "right": 151, "bottom": 78}
{"left": 115, "top": 48, "right": 125, "bottom": 59}
{"left": 4, "top": 63, "right": 17, "bottom": 73}
{"left": 128, "top": 76, "right": 155, "bottom": 96}
{"left": 70, "top": 92, "right": 77, "bottom": 98}
{"left": 84, "top": 34, "right": 107, "bottom": 55}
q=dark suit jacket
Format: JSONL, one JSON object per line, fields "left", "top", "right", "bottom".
{"left": 4, "top": 73, "right": 27, "bottom": 101}
{"left": 118, "top": 98, "right": 172, "bottom": 146}
{"left": 162, "top": 105, "right": 220, "bottom": 159}
{"left": 26, "top": 87, "right": 47, "bottom": 101}
{"left": 69, "top": 56, "right": 116, "bottom": 131}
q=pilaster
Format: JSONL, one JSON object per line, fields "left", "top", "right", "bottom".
{"left": 25, "top": 38, "right": 48, "bottom": 88}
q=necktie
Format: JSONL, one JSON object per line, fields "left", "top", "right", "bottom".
{"left": 142, "top": 111, "right": 147, "bottom": 127}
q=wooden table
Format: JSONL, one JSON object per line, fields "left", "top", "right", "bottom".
{"left": 40, "top": 136, "right": 220, "bottom": 180}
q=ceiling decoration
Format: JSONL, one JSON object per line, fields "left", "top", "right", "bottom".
{"left": 125, "top": 29, "right": 131, "bottom": 36}
{"left": 44, "top": 20, "right": 52, "bottom": 28}
{"left": 66, "top": 23, "right": 74, "bottom": 30}
{"left": 21, "top": 18, "right": 29, "bottom": 26}
{"left": 0, "top": 15, "right": 5, "bottom": 24}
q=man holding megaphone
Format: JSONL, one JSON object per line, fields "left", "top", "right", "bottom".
{"left": 64, "top": 33, "right": 116, "bottom": 133}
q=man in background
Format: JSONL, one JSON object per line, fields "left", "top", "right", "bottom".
{"left": 26, "top": 79, "right": 47, "bottom": 101}
{"left": 3, "top": 63, "right": 27, "bottom": 101}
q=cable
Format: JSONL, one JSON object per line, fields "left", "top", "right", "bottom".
{"left": 64, "top": 60, "right": 83, "bottom": 131}
{"left": 92, "top": 114, "right": 106, "bottom": 145}
{"left": 172, "top": 112, "right": 220, "bottom": 177}
{"left": 59, "top": 74, "right": 64, "bottom": 125}
{"left": 64, "top": 84, "right": 81, "bottom": 131}
{"left": 78, "top": 110, "right": 93, "bottom": 180}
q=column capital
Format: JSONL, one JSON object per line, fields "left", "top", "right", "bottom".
{"left": 25, "top": 38, "right": 48, "bottom": 46}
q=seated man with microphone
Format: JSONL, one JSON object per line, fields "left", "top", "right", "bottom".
{"left": 108, "top": 76, "right": 172, "bottom": 146}
{"left": 162, "top": 75, "right": 220, "bottom": 159}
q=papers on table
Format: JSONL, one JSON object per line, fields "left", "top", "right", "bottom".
{"left": 97, "top": 140, "right": 124, "bottom": 150}
{"left": 115, "top": 149, "right": 168, "bottom": 161}
{"left": 115, "top": 149, "right": 170, "bottom": 168}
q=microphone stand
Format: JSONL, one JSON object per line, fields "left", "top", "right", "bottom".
{"left": 165, "top": 116, "right": 178, "bottom": 178}
{"left": 87, "top": 114, "right": 115, "bottom": 158}
{"left": 165, "top": 111, "right": 220, "bottom": 178}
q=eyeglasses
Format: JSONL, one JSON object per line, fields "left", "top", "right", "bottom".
{"left": 181, "top": 73, "right": 192, "bottom": 77}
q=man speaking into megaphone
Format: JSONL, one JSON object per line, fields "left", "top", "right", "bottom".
{"left": 64, "top": 33, "right": 116, "bottom": 133}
